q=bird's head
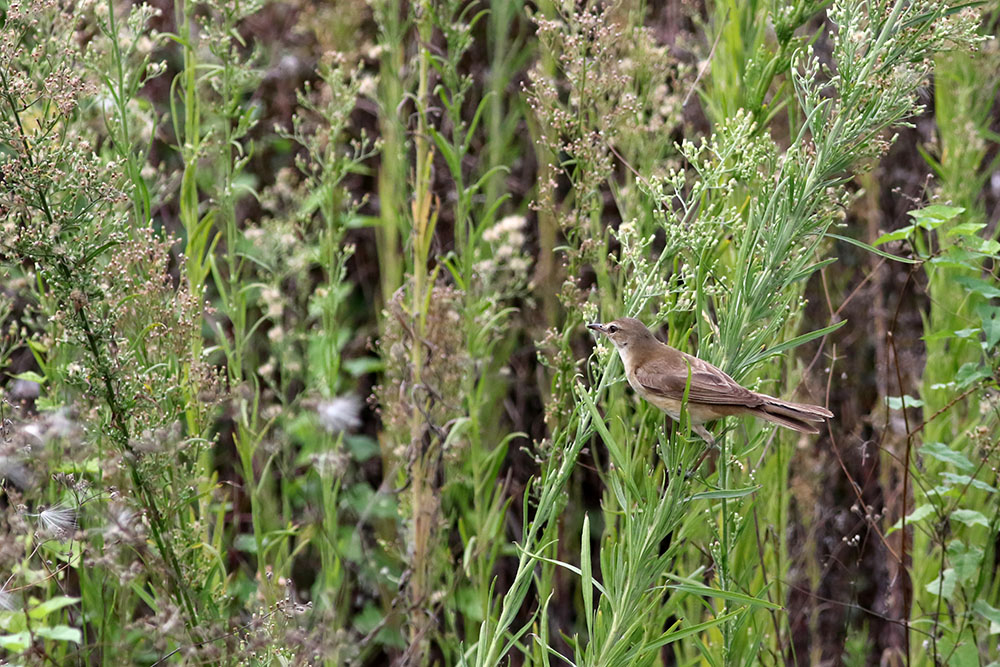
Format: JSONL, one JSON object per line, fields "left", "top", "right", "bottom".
{"left": 586, "top": 317, "right": 658, "bottom": 351}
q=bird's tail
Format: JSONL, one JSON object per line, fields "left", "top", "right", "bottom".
{"left": 752, "top": 394, "right": 833, "bottom": 434}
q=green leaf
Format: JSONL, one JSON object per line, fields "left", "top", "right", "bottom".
{"left": 342, "top": 483, "right": 397, "bottom": 520}
{"left": 28, "top": 596, "right": 79, "bottom": 620}
{"left": 938, "top": 626, "right": 980, "bottom": 667}
{"left": 664, "top": 573, "right": 782, "bottom": 611}
{"left": 346, "top": 435, "right": 378, "bottom": 462}
{"left": 81, "top": 239, "right": 123, "bottom": 265}
{"left": 886, "top": 395, "right": 923, "bottom": 410}
{"left": 576, "top": 382, "right": 642, "bottom": 501}
{"left": 343, "top": 356, "right": 383, "bottom": 377}
{"left": 580, "top": 513, "right": 594, "bottom": 644}
{"left": 947, "top": 540, "right": 983, "bottom": 584}
{"left": 53, "top": 458, "right": 100, "bottom": 474}
{"left": 929, "top": 251, "right": 983, "bottom": 271}
{"left": 973, "top": 599, "right": 1000, "bottom": 634}
{"left": 513, "top": 542, "right": 608, "bottom": 597}
{"left": 941, "top": 472, "right": 996, "bottom": 493}
{"left": 909, "top": 204, "right": 965, "bottom": 229}
{"left": 955, "top": 275, "right": 1000, "bottom": 299}
{"left": 925, "top": 568, "right": 956, "bottom": 600}
{"left": 951, "top": 508, "right": 991, "bottom": 528}
{"left": 873, "top": 225, "right": 915, "bottom": 246}
{"left": 920, "top": 442, "right": 974, "bottom": 472}
{"left": 428, "top": 127, "right": 461, "bottom": 181}
{"left": 886, "top": 503, "right": 936, "bottom": 535}
{"left": 352, "top": 602, "right": 406, "bottom": 649}
{"left": 11, "top": 371, "right": 46, "bottom": 384}
{"left": 34, "top": 625, "right": 81, "bottom": 643}
{"left": 0, "top": 630, "right": 31, "bottom": 652}
{"left": 956, "top": 362, "right": 990, "bottom": 389}
{"left": 974, "top": 237, "right": 1000, "bottom": 255}
{"left": 0, "top": 610, "right": 26, "bottom": 633}
{"left": 234, "top": 533, "right": 257, "bottom": 553}
{"left": 649, "top": 608, "right": 743, "bottom": 648}
{"left": 454, "top": 585, "right": 483, "bottom": 624}
{"left": 688, "top": 486, "right": 761, "bottom": 501}
{"left": 826, "top": 232, "right": 919, "bottom": 263}
{"left": 945, "top": 222, "right": 986, "bottom": 237}
{"left": 976, "top": 303, "right": 1000, "bottom": 350}
{"left": 742, "top": 320, "right": 847, "bottom": 367}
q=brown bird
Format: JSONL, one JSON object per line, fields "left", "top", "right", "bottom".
{"left": 587, "top": 317, "right": 832, "bottom": 444}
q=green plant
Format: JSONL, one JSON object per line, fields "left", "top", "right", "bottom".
{"left": 878, "top": 201, "right": 1000, "bottom": 664}
{"left": 473, "top": 0, "right": 983, "bottom": 664}
{"left": 0, "top": 0, "right": 995, "bottom": 663}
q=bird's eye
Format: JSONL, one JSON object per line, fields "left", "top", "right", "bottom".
{"left": 607, "top": 324, "right": 619, "bottom": 334}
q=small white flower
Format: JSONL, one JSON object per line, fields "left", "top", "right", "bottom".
{"left": 498, "top": 214, "right": 527, "bottom": 233}
{"left": 508, "top": 257, "right": 530, "bottom": 275}
{"left": 358, "top": 75, "right": 377, "bottom": 99}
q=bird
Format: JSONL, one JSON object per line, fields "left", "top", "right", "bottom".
{"left": 587, "top": 317, "right": 832, "bottom": 445}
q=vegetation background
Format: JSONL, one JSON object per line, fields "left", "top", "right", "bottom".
{"left": 0, "top": 0, "right": 998, "bottom": 664}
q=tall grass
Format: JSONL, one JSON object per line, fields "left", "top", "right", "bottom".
{"left": 0, "top": 0, "right": 996, "bottom": 664}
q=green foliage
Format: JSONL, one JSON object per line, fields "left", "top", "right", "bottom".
{"left": 0, "top": 0, "right": 996, "bottom": 664}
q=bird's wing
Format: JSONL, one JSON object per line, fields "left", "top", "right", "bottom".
{"left": 633, "top": 352, "right": 761, "bottom": 407}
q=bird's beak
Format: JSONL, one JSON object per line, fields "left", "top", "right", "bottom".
{"left": 587, "top": 322, "right": 607, "bottom": 333}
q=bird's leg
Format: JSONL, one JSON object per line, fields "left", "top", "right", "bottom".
{"left": 692, "top": 424, "right": 716, "bottom": 447}
{"left": 687, "top": 424, "right": 718, "bottom": 479}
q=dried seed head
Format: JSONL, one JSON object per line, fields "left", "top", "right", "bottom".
{"left": 316, "top": 395, "right": 362, "bottom": 434}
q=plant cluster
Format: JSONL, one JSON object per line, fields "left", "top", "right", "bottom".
{"left": 0, "top": 0, "right": 997, "bottom": 664}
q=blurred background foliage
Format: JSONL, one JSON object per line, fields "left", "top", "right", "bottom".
{"left": 0, "top": 0, "right": 998, "bottom": 664}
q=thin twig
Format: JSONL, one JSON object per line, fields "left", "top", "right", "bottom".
{"left": 681, "top": 9, "right": 729, "bottom": 109}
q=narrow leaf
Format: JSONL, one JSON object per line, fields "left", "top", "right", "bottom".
{"left": 646, "top": 609, "right": 743, "bottom": 649}
{"left": 513, "top": 543, "right": 608, "bottom": 597}
{"left": 827, "top": 232, "right": 919, "bottom": 262}
{"left": 688, "top": 486, "right": 761, "bottom": 501}
{"left": 580, "top": 513, "right": 594, "bottom": 645}
{"left": 664, "top": 574, "right": 782, "bottom": 610}
{"left": 743, "top": 320, "right": 847, "bottom": 367}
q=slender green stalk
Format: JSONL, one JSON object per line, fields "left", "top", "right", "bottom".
{"left": 374, "top": 0, "right": 409, "bottom": 303}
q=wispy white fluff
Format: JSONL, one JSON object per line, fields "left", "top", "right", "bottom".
{"left": 316, "top": 395, "right": 362, "bottom": 434}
